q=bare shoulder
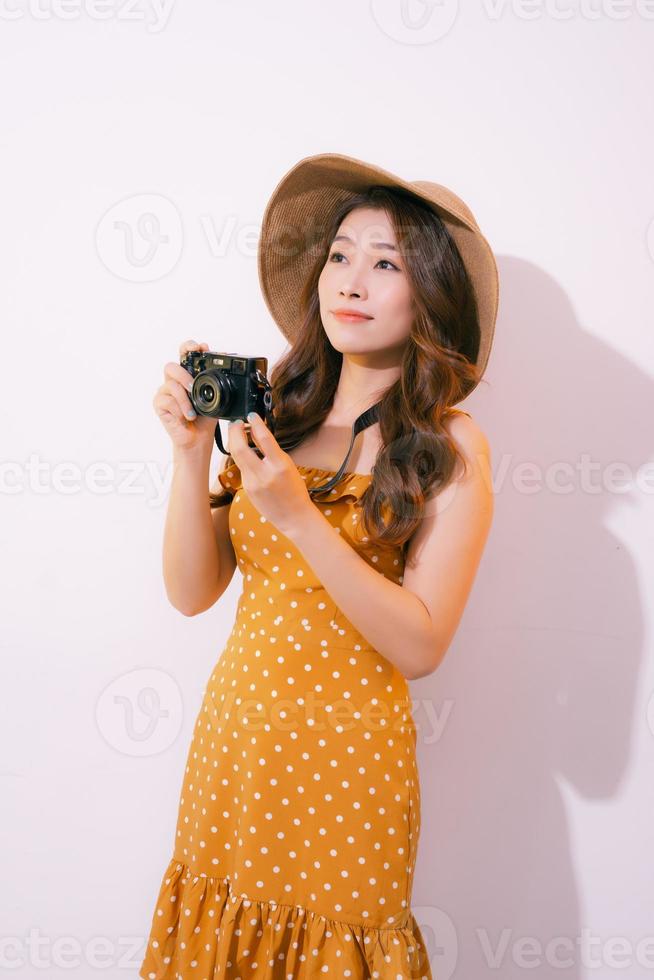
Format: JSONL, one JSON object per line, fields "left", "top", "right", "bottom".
{"left": 442, "top": 409, "right": 492, "bottom": 480}
{"left": 413, "top": 408, "right": 494, "bottom": 538}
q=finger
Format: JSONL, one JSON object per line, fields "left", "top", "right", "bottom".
{"left": 245, "top": 412, "right": 281, "bottom": 464}
{"left": 178, "top": 339, "right": 210, "bottom": 358}
{"left": 227, "top": 419, "right": 262, "bottom": 475}
{"left": 161, "top": 379, "right": 197, "bottom": 420}
{"left": 175, "top": 344, "right": 210, "bottom": 400}
{"left": 154, "top": 392, "right": 187, "bottom": 425}
{"left": 165, "top": 360, "right": 196, "bottom": 393}
{"left": 226, "top": 419, "right": 246, "bottom": 459}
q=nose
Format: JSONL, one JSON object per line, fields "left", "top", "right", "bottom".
{"left": 339, "top": 273, "right": 368, "bottom": 300}
{"left": 333, "top": 247, "right": 368, "bottom": 298}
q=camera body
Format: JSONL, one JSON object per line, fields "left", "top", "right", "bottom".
{"left": 181, "top": 351, "right": 273, "bottom": 422}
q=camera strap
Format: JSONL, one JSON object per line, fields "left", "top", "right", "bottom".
{"left": 213, "top": 400, "right": 382, "bottom": 499}
{"left": 304, "top": 401, "right": 381, "bottom": 498}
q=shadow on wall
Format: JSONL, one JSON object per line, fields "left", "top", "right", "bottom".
{"left": 410, "top": 254, "right": 645, "bottom": 980}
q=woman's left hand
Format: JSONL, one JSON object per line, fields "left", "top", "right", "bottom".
{"left": 227, "top": 413, "right": 315, "bottom": 538}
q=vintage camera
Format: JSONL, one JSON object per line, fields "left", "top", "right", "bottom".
{"left": 180, "top": 350, "right": 274, "bottom": 454}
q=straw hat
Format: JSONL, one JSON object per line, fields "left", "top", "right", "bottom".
{"left": 257, "top": 152, "right": 499, "bottom": 391}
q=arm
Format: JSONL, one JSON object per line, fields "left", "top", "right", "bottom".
{"left": 286, "top": 415, "right": 494, "bottom": 680}
{"left": 163, "top": 446, "right": 236, "bottom": 616}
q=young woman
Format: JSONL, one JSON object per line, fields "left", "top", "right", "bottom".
{"left": 141, "top": 153, "right": 499, "bottom": 979}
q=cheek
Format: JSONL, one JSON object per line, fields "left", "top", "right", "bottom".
{"left": 317, "top": 265, "right": 331, "bottom": 303}
{"left": 377, "top": 281, "right": 414, "bottom": 336}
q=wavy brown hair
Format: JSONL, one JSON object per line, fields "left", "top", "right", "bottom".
{"left": 209, "top": 185, "right": 485, "bottom": 563}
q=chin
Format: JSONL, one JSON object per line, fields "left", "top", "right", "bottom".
{"left": 325, "top": 334, "right": 375, "bottom": 355}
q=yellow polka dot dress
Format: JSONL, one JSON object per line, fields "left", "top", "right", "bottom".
{"left": 139, "top": 463, "right": 433, "bottom": 980}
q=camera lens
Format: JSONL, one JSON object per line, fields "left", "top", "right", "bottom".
{"left": 199, "top": 383, "right": 215, "bottom": 403}
{"left": 191, "top": 371, "right": 234, "bottom": 418}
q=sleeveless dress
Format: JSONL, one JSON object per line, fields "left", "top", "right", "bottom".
{"left": 139, "top": 461, "right": 433, "bottom": 980}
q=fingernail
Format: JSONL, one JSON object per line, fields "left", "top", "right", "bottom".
{"left": 247, "top": 412, "right": 257, "bottom": 422}
{"left": 186, "top": 409, "right": 197, "bottom": 420}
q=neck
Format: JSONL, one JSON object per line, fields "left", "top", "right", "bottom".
{"left": 329, "top": 354, "right": 401, "bottom": 425}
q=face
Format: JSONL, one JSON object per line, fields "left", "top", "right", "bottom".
{"left": 318, "top": 206, "right": 415, "bottom": 358}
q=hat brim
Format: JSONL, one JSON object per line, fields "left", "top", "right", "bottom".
{"left": 257, "top": 152, "right": 499, "bottom": 383}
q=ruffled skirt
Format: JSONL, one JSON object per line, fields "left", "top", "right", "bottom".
{"left": 139, "top": 858, "right": 433, "bottom": 979}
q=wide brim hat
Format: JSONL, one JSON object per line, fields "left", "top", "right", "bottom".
{"left": 257, "top": 152, "right": 499, "bottom": 393}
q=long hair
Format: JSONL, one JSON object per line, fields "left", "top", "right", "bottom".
{"left": 209, "top": 185, "right": 484, "bottom": 564}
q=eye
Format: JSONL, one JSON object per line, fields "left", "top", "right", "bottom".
{"left": 328, "top": 251, "right": 399, "bottom": 271}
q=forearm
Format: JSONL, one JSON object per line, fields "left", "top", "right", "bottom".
{"left": 163, "top": 447, "right": 220, "bottom": 615}
{"left": 287, "top": 508, "right": 439, "bottom": 680}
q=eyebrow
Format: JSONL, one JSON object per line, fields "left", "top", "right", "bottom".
{"left": 332, "top": 234, "right": 398, "bottom": 252}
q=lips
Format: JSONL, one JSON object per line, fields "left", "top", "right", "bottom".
{"left": 331, "top": 309, "right": 373, "bottom": 322}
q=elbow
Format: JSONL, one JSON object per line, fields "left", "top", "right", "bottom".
{"left": 168, "top": 598, "right": 200, "bottom": 616}
{"left": 164, "top": 582, "right": 214, "bottom": 617}
{"left": 405, "top": 637, "right": 445, "bottom": 680}
{"left": 173, "top": 590, "right": 223, "bottom": 617}
{"left": 409, "top": 660, "right": 439, "bottom": 680}
{"left": 176, "top": 595, "right": 217, "bottom": 616}
{"left": 165, "top": 592, "right": 204, "bottom": 617}
{"left": 178, "top": 605, "right": 200, "bottom": 617}
{"left": 405, "top": 661, "right": 436, "bottom": 681}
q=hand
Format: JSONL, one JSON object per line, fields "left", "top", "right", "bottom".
{"left": 228, "top": 412, "right": 315, "bottom": 537}
{"left": 153, "top": 339, "right": 217, "bottom": 454}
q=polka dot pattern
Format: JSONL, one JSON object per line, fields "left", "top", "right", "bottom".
{"left": 139, "top": 464, "right": 432, "bottom": 979}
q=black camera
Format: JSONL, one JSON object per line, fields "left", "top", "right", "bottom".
{"left": 180, "top": 350, "right": 274, "bottom": 455}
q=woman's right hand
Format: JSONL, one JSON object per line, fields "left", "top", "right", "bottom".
{"left": 153, "top": 340, "right": 218, "bottom": 454}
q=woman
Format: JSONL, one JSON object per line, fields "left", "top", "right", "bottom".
{"left": 141, "top": 153, "right": 499, "bottom": 979}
